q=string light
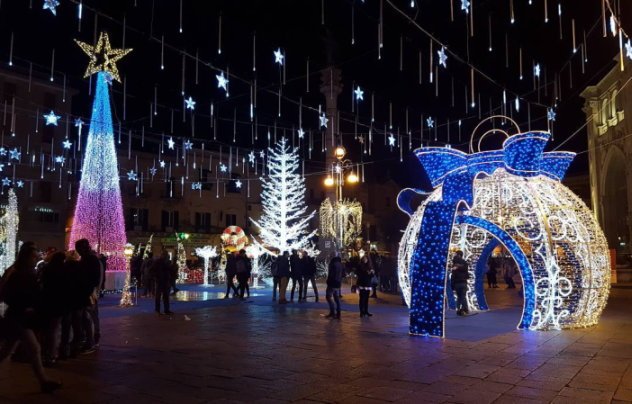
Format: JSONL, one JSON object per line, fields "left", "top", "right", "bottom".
{"left": 0, "top": 189, "right": 18, "bottom": 277}
{"left": 68, "top": 72, "right": 127, "bottom": 272}
{"left": 249, "top": 138, "right": 316, "bottom": 253}
{"left": 320, "top": 199, "right": 363, "bottom": 248}
{"left": 74, "top": 32, "right": 132, "bottom": 83}
{"left": 195, "top": 245, "right": 218, "bottom": 287}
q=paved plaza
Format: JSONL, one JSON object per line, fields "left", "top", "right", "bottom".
{"left": 1, "top": 283, "right": 632, "bottom": 403}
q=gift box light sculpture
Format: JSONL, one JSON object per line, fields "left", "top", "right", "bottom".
{"left": 398, "top": 119, "right": 610, "bottom": 338}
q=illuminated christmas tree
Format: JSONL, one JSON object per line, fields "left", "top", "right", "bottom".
{"left": 69, "top": 33, "right": 131, "bottom": 271}
{"left": 250, "top": 138, "right": 316, "bottom": 253}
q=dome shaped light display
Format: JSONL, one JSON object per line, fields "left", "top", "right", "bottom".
{"left": 398, "top": 118, "right": 610, "bottom": 338}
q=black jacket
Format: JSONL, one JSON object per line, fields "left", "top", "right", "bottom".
{"left": 451, "top": 256, "right": 470, "bottom": 284}
{"left": 326, "top": 258, "right": 343, "bottom": 288}
{"left": 276, "top": 255, "right": 291, "bottom": 277}
{"left": 356, "top": 261, "right": 373, "bottom": 287}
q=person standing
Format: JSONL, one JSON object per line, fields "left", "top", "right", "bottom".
{"left": 141, "top": 252, "right": 154, "bottom": 297}
{"left": 356, "top": 255, "right": 374, "bottom": 317}
{"left": 154, "top": 252, "right": 174, "bottom": 315}
{"left": 236, "top": 249, "right": 252, "bottom": 300}
{"left": 39, "top": 252, "right": 68, "bottom": 367}
{"left": 276, "top": 251, "right": 291, "bottom": 304}
{"left": 59, "top": 250, "right": 84, "bottom": 359}
{"left": 302, "top": 252, "right": 319, "bottom": 302}
{"left": 75, "top": 239, "right": 102, "bottom": 353}
{"left": 451, "top": 251, "right": 470, "bottom": 316}
{"left": 0, "top": 244, "right": 62, "bottom": 393}
{"left": 169, "top": 256, "right": 180, "bottom": 295}
{"left": 224, "top": 250, "right": 239, "bottom": 299}
{"left": 486, "top": 256, "right": 499, "bottom": 288}
{"left": 504, "top": 259, "right": 517, "bottom": 289}
{"left": 271, "top": 255, "right": 280, "bottom": 301}
{"left": 324, "top": 256, "right": 343, "bottom": 319}
{"left": 289, "top": 250, "right": 304, "bottom": 302}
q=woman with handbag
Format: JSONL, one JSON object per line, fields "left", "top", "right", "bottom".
{"left": 0, "top": 244, "right": 62, "bottom": 393}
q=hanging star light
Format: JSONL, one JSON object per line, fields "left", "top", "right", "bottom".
{"left": 426, "top": 117, "right": 435, "bottom": 128}
{"left": 191, "top": 182, "right": 202, "bottom": 190}
{"left": 388, "top": 133, "right": 396, "bottom": 147}
{"left": 167, "top": 137, "right": 175, "bottom": 150}
{"left": 248, "top": 151, "right": 255, "bottom": 164}
{"left": 461, "top": 0, "right": 470, "bottom": 13}
{"left": 216, "top": 71, "right": 229, "bottom": 93}
{"left": 9, "top": 148, "right": 20, "bottom": 161}
{"left": 55, "top": 156, "right": 65, "bottom": 164}
{"left": 185, "top": 96, "right": 196, "bottom": 110}
{"left": 625, "top": 39, "right": 632, "bottom": 60}
{"left": 74, "top": 32, "right": 132, "bottom": 83}
{"left": 1, "top": 178, "right": 11, "bottom": 187}
{"left": 354, "top": 86, "right": 364, "bottom": 101}
{"left": 534, "top": 63, "right": 541, "bottom": 78}
{"left": 259, "top": 150, "right": 265, "bottom": 159}
{"left": 547, "top": 107, "right": 557, "bottom": 122}
{"left": 74, "top": 117, "right": 84, "bottom": 128}
{"left": 437, "top": 47, "right": 448, "bottom": 68}
{"left": 319, "top": 113, "right": 329, "bottom": 128}
{"left": 219, "top": 163, "right": 228, "bottom": 173}
{"left": 43, "top": 0, "right": 60, "bottom": 16}
{"left": 0, "top": 164, "right": 5, "bottom": 172}
{"left": 0, "top": 148, "right": 6, "bottom": 156}
{"left": 127, "top": 170, "right": 138, "bottom": 181}
{"left": 297, "top": 128, "right": 305, "bottom": 139}
{"left": 273, "top": 48, "right": 285, "bottom": 65}
{"left": 149, "top": 166, "right": 158, "bottom": 176}
{"left": 44, "top": 110, "right": 61, "bottom": 126}
{"left": 235, "top": 179, "right": 243, "bottom": 189}
{"left": 16, "top": 180, "right": 24, "bottom": 188}
{"left": 184, "top": 140, "right": 193, "bottom": 150}
{"left": 159, "top": 160, "right": 166, "bottom": 168}
{"left": 62, "top": 139, "right": 72, "bottom": 149}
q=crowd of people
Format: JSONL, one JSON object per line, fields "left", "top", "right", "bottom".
{"left": 130, "top": 251, "right": 179, "bottom": 314}
{"left": 222, "top": 249, "right": 253, "bottom": 300}
{"left": 0, "top": 239, "right": 106, "bottom": 394}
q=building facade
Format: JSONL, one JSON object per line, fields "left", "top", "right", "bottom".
{"left": 581, "top": 55, "right": 631, "bottom": 261}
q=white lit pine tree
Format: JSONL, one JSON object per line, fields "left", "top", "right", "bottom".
{"left": 250, "top": 138, "right": 316, "bottom": 253}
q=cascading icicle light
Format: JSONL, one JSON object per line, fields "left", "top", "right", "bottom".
{"left": 398, "top": 118, "right": 610, "bottom": 338}
{"left": 0, "top": 189, "right": 19, "bottom": 276}
{"left": 68, "top": 71, "right": 127, "bottom": 271}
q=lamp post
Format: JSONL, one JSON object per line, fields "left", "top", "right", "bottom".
{"left": 119, "top": 242, "right": 135, "bottom": 307}
{"left": 321, "top": 146, "right": 363, "bottom": 252}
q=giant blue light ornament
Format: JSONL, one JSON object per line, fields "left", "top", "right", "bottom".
{"left": 398, "top": 117, "right": 610, "bottom": 338}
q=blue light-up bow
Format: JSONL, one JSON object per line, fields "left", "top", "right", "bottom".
{"left": 398, "top": 131, "right": 575, "bottom": 215}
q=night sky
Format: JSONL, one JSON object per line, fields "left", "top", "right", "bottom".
{"left": 0, "top": 0, "right": 629, "bottom": 189}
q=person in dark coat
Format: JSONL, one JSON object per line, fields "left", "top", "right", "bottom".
{"left": 224, "top": 250, "right": 239, "bottom": 299}
{"left": 356, "top": 255, "right": 374, "bottom": 317}
{"left": 270, "top": 256, "right": 280, "bottom": 301}
{"left": 154, "top": 252, "right": 174, "bottom": 315}
{"left": 486, "top": 256, "right": 499, "bottom": 288}
{"left": 302, "top": 252, "right": 318, "bottom": 302}
{"left": 141, "top": 252, "right": 154, "bottom": 297}
{"left": 324, "top": 256, "right": 343, "bottom": 319}
{"left": 236, "top": 249, "right": 252, "bottom": 299}
{"left": 130, "top": 252, "right": 143, "bottom": 289}
{"left": 170, "top": 256, "right": 180, "bottom": 295}
{"left": 0, "top": 244, "right": 62, "bottom": 393}
{"left": 451, "top": 251, "right": 470, "bottom": 316}
{"left": 39, "top": 252, "right": 68, "bottom": 367}
{"left": 289, "top": 250, "right": 304, "bottom": 302}
{"left": 76, "top": 239, "right": 102, "bottom": 353}
{"left": 276, "top": 251, "right": 291, "bottom": 304}
{"left": 59, "top": 250, "right": 84, "bottom": 359}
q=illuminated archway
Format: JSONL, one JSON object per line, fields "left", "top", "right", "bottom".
{"left": 398, "top": 130, "right": 610, "bottom": 338}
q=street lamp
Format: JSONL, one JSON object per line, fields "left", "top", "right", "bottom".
{"left": 120, "top": 242, "right": 135, "bottom": 307}
{"left": 321, "top": 146, "right": 363, "bottom": 252}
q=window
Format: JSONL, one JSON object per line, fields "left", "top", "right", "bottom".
{"left": 197, "top": 168, "right": 213, "bottom": 191}
{"left": 127, "top": 208, "right": 149, "bottom": 231}
{"left": 161, "top": 210, "right": 179, "bottom": 231}
{"left": 195, "top": 212, "right": 212, "bottom": 233}
{"left": 32, "top": 207, "right": 59, "bottom": 224}
{"left": 2, "top": 82, "right": 16, "bottom": 103}
{"left": 225, "top": 213, "right": 237, "bottom": 227}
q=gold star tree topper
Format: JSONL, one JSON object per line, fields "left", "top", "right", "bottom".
{"left": 74, "top": 32, "right": 132, "bottom": 83}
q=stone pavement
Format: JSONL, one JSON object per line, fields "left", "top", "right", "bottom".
{"left": 1, "top": 283, "right": 632, "bottom": 403}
